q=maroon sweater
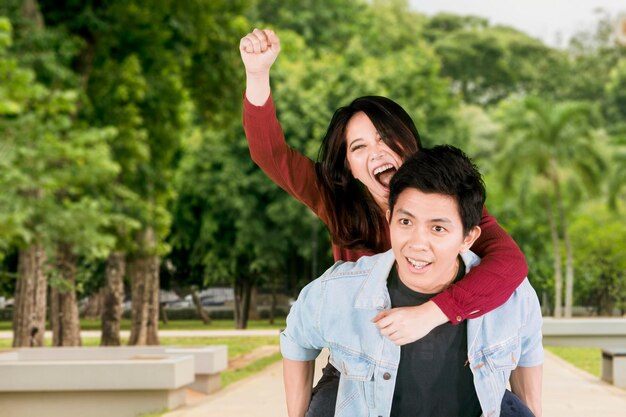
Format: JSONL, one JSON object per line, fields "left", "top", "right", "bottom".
{"left": 243, "top": 94, "right": 528, "bottom": 323}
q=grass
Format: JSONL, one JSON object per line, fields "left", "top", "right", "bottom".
{"left": 546, "top": 346, "right": 602, "bottom": 377}
{"left": 0, "top": 318, "right": 286, "bottom": 331}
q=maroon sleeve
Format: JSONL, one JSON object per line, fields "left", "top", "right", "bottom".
{"left": 242, "top": 93, "right": 329, "bottom": 223}
{"left": 431, "top": 206, "right": 528, "bottom": 324}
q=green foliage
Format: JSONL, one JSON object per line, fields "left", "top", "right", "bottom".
{"left": 249, "top": 0, "right": 370, "bottom": 53}
{"left": 569, "top": 203, "right": 626, "bottom": 314}
{"left": 428, "top": 14, "right": 566, "bottom": 104}
{"left": 0, "top": 19, "right": 120, "bottom": 272}
{"left": 1, "top": 2, "right": 626, "bottom": 322}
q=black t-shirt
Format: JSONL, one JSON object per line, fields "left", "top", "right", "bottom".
{"left": 388, "top": 259, "right": 482, "bottom": 417}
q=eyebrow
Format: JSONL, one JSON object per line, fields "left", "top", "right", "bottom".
{"left": 347, "top": 138, "right": 363, "bottom": 148}
{"left": 395, "top": 208, "right": 452, "bottom": 223}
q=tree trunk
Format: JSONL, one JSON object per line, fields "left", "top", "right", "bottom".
{"left": 128, "top": 228, "right": 160, "bottom": 346}
{"left": 234, "top": 276, "right": 253, "bottom": 329}
{"left": 101, "top": 251, "right": 126, "bottom": 346}
{"left": 50, "top": 243, "right": 82, "bottom": 347}
{"left": 544, "top": 194, "right": 563, "bottom": 318}
{"left": 269, "top": 282, "right": 277, "bottom": 325}
{"left": 554, "top": 183, "right": 575, "bottom": 318}
{"left": 21, "top": 0, "right": 44, "bottom": 29}
{"left": 82, "top": 290, "right": 104, "bottom": 319}
{"left": 550, "top": 164, "right": 575, "bottom": 318}
{"left": 12, "top": 245, "right": 48, "bottom": 347}
{"left": 159, "top": 302, "right": 168, "bottom": 325}
{"left": 248, "top": 286, "right": 259, "bottom": 320}
{"left": 191, "top": 289, "right": 210, "bottom": 324}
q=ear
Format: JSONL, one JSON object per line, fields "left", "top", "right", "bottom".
{"left": 460, "top": 226, "right": 481, "bottom": 253}
{"left": 386, "top": 209, "right": 391, "bottom": 223}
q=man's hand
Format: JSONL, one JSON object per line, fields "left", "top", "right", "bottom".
{"left": 372, "top": 300, "right": 448, "bottom": 345}
{"left": 239, "top": 28, "right": 281, "bottom": 76}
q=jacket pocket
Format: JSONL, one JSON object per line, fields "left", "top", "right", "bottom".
{"left": 330, "top": 348, "right": 376, "bottom": 414}
{"left": 483, "top": 336, "right": 521, "bottom": 373}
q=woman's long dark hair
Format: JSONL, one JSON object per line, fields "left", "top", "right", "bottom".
{"left": 316, "top": 96, "right": 421, "bottom": 251}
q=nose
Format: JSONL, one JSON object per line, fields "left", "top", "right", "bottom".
{"left": 370, "top": 141, "right": 387, "bottom": 160}
{"left": 408, "top": 227, "right": 429, "bottom": 251}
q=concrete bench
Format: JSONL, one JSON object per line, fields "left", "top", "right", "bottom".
{"left": 601, "top": 348, "right": 626, "bottom": 388}
{"left": 0, "top": 345, "right": 228, "bottom": 417}
{"left": 6, "top": 346, "right": 228, "bottom": 394}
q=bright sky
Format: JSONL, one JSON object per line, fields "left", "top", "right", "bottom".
{"left": 408, "top": 0, "right": 626, "bottom": 47}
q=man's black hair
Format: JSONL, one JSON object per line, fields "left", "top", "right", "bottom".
{"left": 388, "top": 145, "right": 486, "bottom": 235}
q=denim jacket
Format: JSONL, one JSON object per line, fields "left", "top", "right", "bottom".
{"left": 281, "top": 250, "right": 543, "bottom": 417}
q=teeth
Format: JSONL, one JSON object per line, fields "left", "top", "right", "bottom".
{"left": 373, "top": 164, "right": 394, "bottom": 175}
{"left": 407, "top": 258, "right": 429, "bottom": 268}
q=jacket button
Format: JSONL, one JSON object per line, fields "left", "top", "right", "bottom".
{"left": 383, "top": 372, "right": 391, "bottom": 380}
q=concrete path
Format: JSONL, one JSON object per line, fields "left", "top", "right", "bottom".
{"left": 164, "top": 349, "right": 626, "bottom": 417}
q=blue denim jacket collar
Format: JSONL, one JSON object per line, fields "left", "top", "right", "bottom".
{"left": 353, "top": 250, "right": 396, "bottom": 311}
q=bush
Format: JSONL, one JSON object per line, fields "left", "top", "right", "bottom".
{"left": 0, "top": 309, "right": 12, "bottom": 321}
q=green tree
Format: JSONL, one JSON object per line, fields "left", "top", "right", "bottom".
{"left": 426, "top": 13, "right": 566, "bottom": 105}
{"left": 33, "top": 0, "right": 249, "bottom": 343}
{"left": 569, "top": 203, "right": 626, "bottom": 315}
{"left": 494, "top": 96, "right": 607, "bottom": 317}
{"left": 169, "top": 125, "right": 319, "bottom": 329}
{"left": 0, "top": 15, "right": 119, "bottom": 346}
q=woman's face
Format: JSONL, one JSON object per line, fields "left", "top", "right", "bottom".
{"left": 345, "top": 111, "right": 404, "bottom": 210}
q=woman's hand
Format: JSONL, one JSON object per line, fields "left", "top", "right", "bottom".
{"left": 372, "top": 300, "right": 449, "bottom": 345}
{"left": 239, "top": 28, "right": 281, "bottom": 76}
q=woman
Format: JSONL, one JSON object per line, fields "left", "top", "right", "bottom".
{"left": 240, "top": 29, "right": 529, "bottom": 416}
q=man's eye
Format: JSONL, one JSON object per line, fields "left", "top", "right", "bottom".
{"left": 433, "top": 225, "right": 446, "bottom": 232}
{"left": 399, "top": 218, "right": 411, "bottom": 226}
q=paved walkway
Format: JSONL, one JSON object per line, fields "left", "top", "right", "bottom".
{"left": 164, "top": 349, "right": 626, "bottom": 417}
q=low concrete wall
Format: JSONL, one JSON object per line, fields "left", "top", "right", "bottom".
{"left": 542, "top": 318, "right": 626, "bottom": 348}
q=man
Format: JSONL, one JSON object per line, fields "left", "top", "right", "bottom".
{"left": 280, "top": 145, "right": 543, "bottom": 417}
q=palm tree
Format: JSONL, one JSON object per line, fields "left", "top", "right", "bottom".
{"left": 607, "top": 137, "right": 626, "bottom": 210}
{"left": 495, "top": 96, "right": 606, "bottom": 317}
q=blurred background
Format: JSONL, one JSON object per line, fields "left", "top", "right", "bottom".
{"left": 0, "top": 0, "right": 625, "bottom": 348}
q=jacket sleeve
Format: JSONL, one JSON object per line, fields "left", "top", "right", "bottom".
{"left": 518, "top": 281, "right": 544, "bottom": 367}
{"left": 243, "top": 93, "right": 329, "bottom": 224}
{"left": 431, "top": 206, "right": 528, "bottom": 323}
{"left": 280, "top": 279, "right": 326, "bottom": 362}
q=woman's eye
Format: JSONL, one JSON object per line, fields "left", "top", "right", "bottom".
{"left": 351, "top": 144, "right": 365, "bottom": 152}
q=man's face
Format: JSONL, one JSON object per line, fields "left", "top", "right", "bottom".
{"left": 387, "top": 188, "right": 480, "bottom": 293}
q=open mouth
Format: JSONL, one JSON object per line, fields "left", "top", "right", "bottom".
{"left": 407, "top": 257, "right": 431, "bottom": 271}
{"left": 373, "top": 164, "right": 397, "bottom": 188}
